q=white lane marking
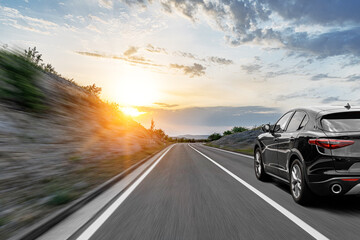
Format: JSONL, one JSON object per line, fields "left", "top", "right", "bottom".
{"left": 188, "top": 144, "right": 329, "bottom": 240}
{"left": 203, "top": 145, "right": 253, "bottom": 159}
{"left": 76, "top": 145, "right": 175, "bottom": 240}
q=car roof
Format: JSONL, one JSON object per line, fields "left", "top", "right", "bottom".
{"left": 289, "top": 106, "right": 360, "bottom": 118}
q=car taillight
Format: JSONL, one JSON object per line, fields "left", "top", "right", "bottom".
{"left": 308, "top": 139, "right": 355, "bottom": 149}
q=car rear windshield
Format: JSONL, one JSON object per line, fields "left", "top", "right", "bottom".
{"left": 321, "top": 112, "right": 360, "bottom": 132}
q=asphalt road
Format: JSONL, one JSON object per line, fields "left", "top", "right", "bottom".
{"left": 71, "top": 143, "right": 360, "bottom": 240}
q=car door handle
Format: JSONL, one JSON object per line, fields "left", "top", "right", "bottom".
{"left": 274, "top": 138, "right": 278, "bottom": 142}
{"left": 290, "top": 137, "right": 295, "bottom": 142}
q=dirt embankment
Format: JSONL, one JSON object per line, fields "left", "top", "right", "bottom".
{"left": 0, "top": 64, "right": 165, "bottom": 238}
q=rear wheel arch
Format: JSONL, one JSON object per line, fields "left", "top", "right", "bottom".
{"left": 288, "top": 150, "right": 309, "bottom": 183}
{"left": 288, "top": 154, "right": 299, "bottom": 172}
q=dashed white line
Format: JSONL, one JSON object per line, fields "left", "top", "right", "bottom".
{"left": 76, "top": 144, "right": 175, "bottom": 240}
{"left": 188, "top": 144, "right": 329, "bottom": 240}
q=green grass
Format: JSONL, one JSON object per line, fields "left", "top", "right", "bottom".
{"left": 0, "top": 216, "right": 9, "bottom": 227}
{"left": 0, "top": 49, "right": 45, "bottom": 112}
{"left": 47, "top": 191, "right": 76, "bottom": 206}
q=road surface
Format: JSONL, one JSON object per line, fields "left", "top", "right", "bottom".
{"left": 67, "top": 143, "right": 360, "bottom": 240}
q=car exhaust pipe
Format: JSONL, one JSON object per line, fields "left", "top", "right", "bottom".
{"left": 331, "top": 184, "right": 342, "bottom": 194}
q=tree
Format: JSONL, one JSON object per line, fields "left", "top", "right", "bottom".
{"left": 154, "top": 129, "right": 166, "bottom": 139}
{"left": 24, "top": 47, "right": 43, "bottom": 65}
{"left": 150, "top": 119, "right": 155, "bottom": 132}
{"left": 44, "top": 63, "right": 56, "bottom": 73}
{"left": 232, "top": 126, "right": 248, "bottom": 133}
{"left": 223, "top": 130, "right": 232, "bottom": 136}
{"left": 83, "top": 84, "right": 102, "bottom": 97}
{"left": 208, "top": 133, "right": 222, "bottom": 141}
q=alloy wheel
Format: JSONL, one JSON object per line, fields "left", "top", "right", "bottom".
{"left": 255, "top": 151, "right": 262, "bottom": 177}
{"left": 291, "top": 164, "right": 302, "bottom": 199}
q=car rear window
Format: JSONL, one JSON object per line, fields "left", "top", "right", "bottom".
{"left": 321, "top": 112, "right": 360, "bottom": 132}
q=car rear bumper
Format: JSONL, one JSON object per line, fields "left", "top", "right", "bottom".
{"left": 308, "top": 177, "right": 360, "bottom": 196}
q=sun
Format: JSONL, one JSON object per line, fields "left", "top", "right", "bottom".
{"left": 121, "top": 107, "right": 145, "bottom": 117}
{"left": 116, "top": 68, "right": 159, "bottom": 106}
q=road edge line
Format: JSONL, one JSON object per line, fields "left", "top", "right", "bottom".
{"left": 188, "top": 144, "right": 328, "bottom": 240}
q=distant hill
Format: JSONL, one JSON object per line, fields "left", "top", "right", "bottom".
{"left": 176, "top": 134, "right": 209, "bottom": 140}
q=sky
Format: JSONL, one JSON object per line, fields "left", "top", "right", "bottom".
{"left": 1, "top": 0, "right": 360, "bottom": 135}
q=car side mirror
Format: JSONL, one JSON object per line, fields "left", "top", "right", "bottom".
{"left": 273, "top": 124, "right": 280, "bottom": 132}
{"left": 262, "top": 124, "right": 271, "bottom": 132}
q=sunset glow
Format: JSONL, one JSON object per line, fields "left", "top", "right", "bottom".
{"left": 121, "top": 107, "right": 146, "bottom": 117}
{"left": 2, "top": 0, "right": 359, "bottom": 135}
{"left": 116, "top": 70, "right": 159, "bottom": 106}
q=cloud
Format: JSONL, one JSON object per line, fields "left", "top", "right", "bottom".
{"left": 146, "top": 44, "right": 167, "bottom": 54}
{"left": 276, "top": 93, "right": 308, "bottom": 101}
{"left": 285, "top": 27, "right": 360, "bottom": 58}
{"left": 153, "top": 102, "right": 179, "bottom": 108}
{"left": 175, "top": 51, "right": 199, "bottom": 60}
{"left": 0, "top": 6, "right": 58, "bottom": 35}
{"left": 86, "top": 24, "right": 102, "bottom": 33}
{"left": 76, "top": 51, "right": 163, "bottom": 67}
{"left": 122, "top": 0, "right": 360, "bottom": 59}
{"left": 346, "top": 74, "right": 360, "bottom": 82}
{"left": 123, "top": 46, "right": 138, "bottom": 56}
{"left": 98, "top": 0, "right": 113, "bottom": 9}
{"left": 89, "top": 14, "right": 108, "bottom": 24}
{"left": 311, "top": 73, "right": 338, "bottom": 81}
{"left": 264, "top": 0, "right": 360, "bottom": 26}
{"left": 322, "top": 96, "right": 348, "bottom": 104}
{"left": 175, "top": 51, "right": 233, "bottom": 65}
{"left": 170, "top": 63, "right": 206, "bottom": 77}
{"left": 208, "top": 56, "right": 233, "bottom": 65}
{"left": 241, "top": 64, "right": 262, "bottom": 74}
{"left": 265, "top": 69, "right": 294, "bottom": 78}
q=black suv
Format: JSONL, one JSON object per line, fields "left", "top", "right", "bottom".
{"left": 254, "top": 106, "right": 360, "bottom": 204}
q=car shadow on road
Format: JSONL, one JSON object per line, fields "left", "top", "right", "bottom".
{"left": 269, "top": 177, "right": 360, "bottom": 213}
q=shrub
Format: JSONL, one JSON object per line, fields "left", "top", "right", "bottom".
{"left": 208, "top": 133, "right": 222, "bottom": 141}
{"left": 0, "top": 49, "right": 45, "bottom": 111}
{"left": 231, "top": 126, "right": 248, "bottom": 133}
{"left": 83, "top": 83, "right": 102, "bottom": 97}
{"left": 223, "top": 130, "right": 232, "bottom": 136}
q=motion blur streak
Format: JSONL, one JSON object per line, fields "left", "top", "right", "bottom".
{"left": 76, "top": 145, "right": 175, "bottom": 240}
{"left": 188, "top": 144, "right": 329, "bottom": 240}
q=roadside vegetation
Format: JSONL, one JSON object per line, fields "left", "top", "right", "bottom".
{"left": 206, "top": 125, "right": 263, "bottom": 155}
{"left": 0, "top": 46, "right": 169, "bottom": 239}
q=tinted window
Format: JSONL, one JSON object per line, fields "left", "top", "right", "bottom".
{"left": 274, "top": 111, "right": 293, "bottom": 132}
{"left": 321, "top": 112, "right": 360, "bottom": 132}
{"left": 299, "top": 114, "right": 308, "bottom": 129}
{"left": 287, "top": 111, "right": 307, "bottom": 132}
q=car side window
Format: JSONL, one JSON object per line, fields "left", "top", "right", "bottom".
{"left": 299, "top": 114, "right": 308, "bottom": 129}
{"left": 287, "top": 111, "right": 307, "bottom": 132}
{"left": 274, "top": 111, "right": 293, "bottom": 132}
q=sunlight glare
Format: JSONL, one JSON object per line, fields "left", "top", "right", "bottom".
{"left": 121, "top": 107, "right": 146, "bottom": 117}
{"left": 117, "top": 69, "right": 158, "bottom": 106}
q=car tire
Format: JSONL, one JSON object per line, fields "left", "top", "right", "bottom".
{"left": 290, "top": 159, "right": 313, "bottom": 205}
{"left": 254, "top": 149, "right": 268, "bottom": 181}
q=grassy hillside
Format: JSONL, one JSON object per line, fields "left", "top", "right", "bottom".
{"left": 207, "top": 129, "right": 262, "bottom": 155}
{"left": 0, "top": 48, "right": 167, "bottom": 239}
